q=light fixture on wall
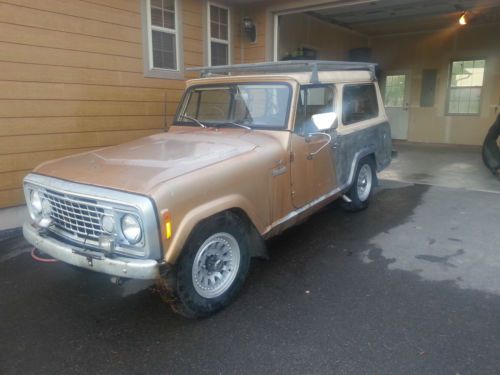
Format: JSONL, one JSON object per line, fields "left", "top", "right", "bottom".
{"left": 458, "top": 11, "right": 468, "bottom": 25}
{"left": 243, "top": 17, "right": 256, "bottom": 43}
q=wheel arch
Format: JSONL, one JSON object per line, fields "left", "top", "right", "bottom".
{"left": 163, "top": 196, "right": 267, "bottom": 264}
{"left": 346, "top": 147, "right": 378, "bottom": 189}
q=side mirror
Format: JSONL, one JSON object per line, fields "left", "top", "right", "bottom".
{"left": 311, "top": 112, "right": 337, "bottom": 131}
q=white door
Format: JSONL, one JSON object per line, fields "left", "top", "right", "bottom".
{"left": 384, "top": 73, "right": 410, "bottom": 140}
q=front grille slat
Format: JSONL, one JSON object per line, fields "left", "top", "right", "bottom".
{"left": 42, "top": 190, "right": 105, "bottom": 240}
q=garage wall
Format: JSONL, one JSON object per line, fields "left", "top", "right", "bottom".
{"left": 372, "top": 24, "right": 500, "bottom": 145}
{"left": 278, "top": 13, "right": 368, "bottom": 61}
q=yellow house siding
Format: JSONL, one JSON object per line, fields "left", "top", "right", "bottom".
{"left": 0, "top": 0, "right": 207, "bottom": 208}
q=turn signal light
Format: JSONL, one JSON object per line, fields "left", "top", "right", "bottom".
{"left": 163, "top": 211, "right": 172, "bottom": 239}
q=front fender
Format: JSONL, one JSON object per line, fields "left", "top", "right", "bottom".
{"left": 162, "top": 194, "right": 263, "bottom": 264}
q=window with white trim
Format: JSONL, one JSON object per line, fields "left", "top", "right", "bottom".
{"left": 148, "top": 0, "right": 178, "bottom": 70}
{"left": 447, "top": 59, "right": 485, "bottom": 115}
{"left": 208, "top": 4, "right": 230, "bottom": 66}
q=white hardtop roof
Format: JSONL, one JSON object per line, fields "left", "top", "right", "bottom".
{"left": 186, "top": 60, "right": 377, "bottom": 85}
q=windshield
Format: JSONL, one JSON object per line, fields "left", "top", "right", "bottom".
{"left": 176, "top": 83, "right": 292, "bottom": 129}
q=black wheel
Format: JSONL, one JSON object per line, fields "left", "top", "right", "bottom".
{"left": 167, "top": 211, "right": 251, "bottom": 318}
{"left": 341, "top": 156, "right": 375, "bottom": 212}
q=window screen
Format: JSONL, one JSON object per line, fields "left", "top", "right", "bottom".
{"left": 149, "top": 0, "right": 177, "bottom": 70}
{"left": 342, "top": 84, "right": 379, "bottom": 125}
{"left": 209, "top": 5, "right": 230, "bottom": 66}
{"left": 448, "top": 59, "right": 485, "bottom": 115}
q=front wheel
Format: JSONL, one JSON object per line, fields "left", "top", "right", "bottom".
{"left": 341, "top": 157, "right": 375, "bottom": 212}
{"left": 166, "top": 212, "right": 251, "bottom": 318}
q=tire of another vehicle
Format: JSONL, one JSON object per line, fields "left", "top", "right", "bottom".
{"left": 169, "top": 211, "right": 251, "bottom": 318}
{"left": 341, "top": 156, "right": 376, "bottom": 212}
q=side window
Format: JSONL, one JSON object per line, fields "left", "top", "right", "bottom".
{"left": 342, "top": 84, "right": 379, "bottom": 125}
{"left": 296, "top": 85, "right": 335, "bottom": 136}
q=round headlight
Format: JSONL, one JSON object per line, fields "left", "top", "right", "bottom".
{"left": 101, "top": 215, "right": 115, "bottom": 233}
{"left": 30, "top": 190, "right": 42, "bottom": 215}
{"left": 121, "top": 214, "right": 142, "bottom": 244}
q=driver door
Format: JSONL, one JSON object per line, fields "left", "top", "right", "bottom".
{"left": 290, "top": 85, "right": 338, "bottom": 208}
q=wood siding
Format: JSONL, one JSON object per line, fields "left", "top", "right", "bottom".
{"left": 0, "top": 0, "right": 245, "bottom": 208}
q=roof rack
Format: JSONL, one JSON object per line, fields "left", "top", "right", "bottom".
{"left": 186, "top": 60, "right": 377, "bottom": 83}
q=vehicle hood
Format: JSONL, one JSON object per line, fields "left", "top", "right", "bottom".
{"left": 34, "top": 129, "right": 264, "bottom": 194}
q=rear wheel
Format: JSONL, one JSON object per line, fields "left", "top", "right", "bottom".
{"left": 341, "top": 157, "right": 375, "bottom": 212}
{"left": 166, "top": 212, "right": 251, "bottom": 318}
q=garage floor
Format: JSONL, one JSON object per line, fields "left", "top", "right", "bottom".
{"left": 0, "top": 144, "right": 499, "bottom": 374}
{"left": 380, "top": 141, "right": 500, "bottom": 193}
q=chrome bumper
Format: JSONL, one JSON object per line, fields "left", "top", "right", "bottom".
{"left": 23, "top": 223, "right": 160, "bottom": 280}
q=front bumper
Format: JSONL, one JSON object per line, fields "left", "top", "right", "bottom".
{"left": 23, "top": 222, "right": 160, "bottom": 280}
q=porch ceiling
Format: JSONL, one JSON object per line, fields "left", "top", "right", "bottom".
{"left": 307, "top": 0, "right": 500, "bottom": 35}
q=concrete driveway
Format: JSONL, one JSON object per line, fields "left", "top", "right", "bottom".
{"left": 1, "top": 145, "right": 499, "bottom": 375}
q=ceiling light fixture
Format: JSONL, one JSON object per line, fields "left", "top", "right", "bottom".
{"left": 459, "top": 11, "right": 467, "bottom": 25}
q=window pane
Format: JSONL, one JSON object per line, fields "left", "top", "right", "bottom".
{"left": 164, "top": 0, "right": 175, "bottom": 11}
{"left": 179, "top": 84, "right": 291, "bottom": 129}
{"left": 184, "top": 91, "right": 200, "bottom": 117}
{"left": 448, "top": 87, "right": 481, "bottom": 114}
{"left": 219, "top": 8, "right": 228, "bottom": 24}
{"left": 198, "top": 89, "right": 231, "bottom": 121}
{"left": 150, "top": 0, "right": 175, "bottom": 29}
{"left": 342, "top": 84, "right": 379, "bottom": 125}
{"left": 384, "top": 74, "right": 405, "bottom": 107}
{"left": 151, "top": 7, "right": 162, "bottom": 27}
{"left": 211, "top": 21, "right": 219, "bottom": 39}
{"left": 451, "top": 59, "right": 485, "bottom": 88}
{"left": 211, "top": 42, "right": 228, "bottom": 66}
{"left": 220, "top": 24, "right": 228, "bottom": 40}
{"left": 448, "top": 59, "right": 484, "bottom": 114}
{"left": 163, "top": 10, "right": 175, "bottom": 29}
{"left": 152, "top": 30, "right": 176, "bottom": 69}
{"left": 210, "top": 5, "right": 229, "bottom": 41}
{"left": 296, "top": 86, "right": 335, "bottom": 134}
{"left": 210, "top": 5, "right": 219, "bottom": 22}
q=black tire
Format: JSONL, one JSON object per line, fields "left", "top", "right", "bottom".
{"left": 341, "top": 156, "right": 376, "bottom": 212}
{"left": 167, "top": 211, "right": 251, "bottom": 318}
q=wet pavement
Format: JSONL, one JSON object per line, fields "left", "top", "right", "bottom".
{"left": 379, "top": 142, "right": 500, "bottom": 193}
{"left": 1, "top": 180, "right": 500, "bottom": 374}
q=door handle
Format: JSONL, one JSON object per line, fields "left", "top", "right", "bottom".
{"left": 403, "top": 102, "right": 409, "bottom": 111}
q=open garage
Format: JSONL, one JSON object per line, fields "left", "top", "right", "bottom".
{"left": 273, "top": 0, "right": 500, "bottom": 145}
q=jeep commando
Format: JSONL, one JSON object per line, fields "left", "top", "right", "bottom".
{"left": 23, "top": 61, "right": 392, "bottom": 318}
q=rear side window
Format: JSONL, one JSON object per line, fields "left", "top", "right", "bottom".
{"left": 342, "top": 84, "right": 379, "bottom": 125}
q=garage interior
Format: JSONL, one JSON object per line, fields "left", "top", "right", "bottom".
{"left": 274, "top": 0, "right": 500, "bottom": 146}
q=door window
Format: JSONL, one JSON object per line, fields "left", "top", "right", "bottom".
{"left": 384, "top": 75, "right": 406, "bottom": 107}
{"left": 296, "top": 85, "right": 335, "bottom": 136}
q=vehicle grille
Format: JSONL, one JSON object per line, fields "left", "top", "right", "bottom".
{"left": 43, "top": 189, "right": 105, "bottom": 240}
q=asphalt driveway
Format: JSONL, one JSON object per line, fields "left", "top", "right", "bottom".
{"left": 1, "top": 180, "right": 500, "bottom": 375}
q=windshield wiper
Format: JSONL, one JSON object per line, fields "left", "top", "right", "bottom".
{"left": 180, "top": 114, "right": 207, "bottom": 128}
{"left": 221, "top": 121, "right": 252, "bottom": 131}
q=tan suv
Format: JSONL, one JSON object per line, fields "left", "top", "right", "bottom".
{"left": 23, "top": 61, "right": 392, "bottom": 318}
